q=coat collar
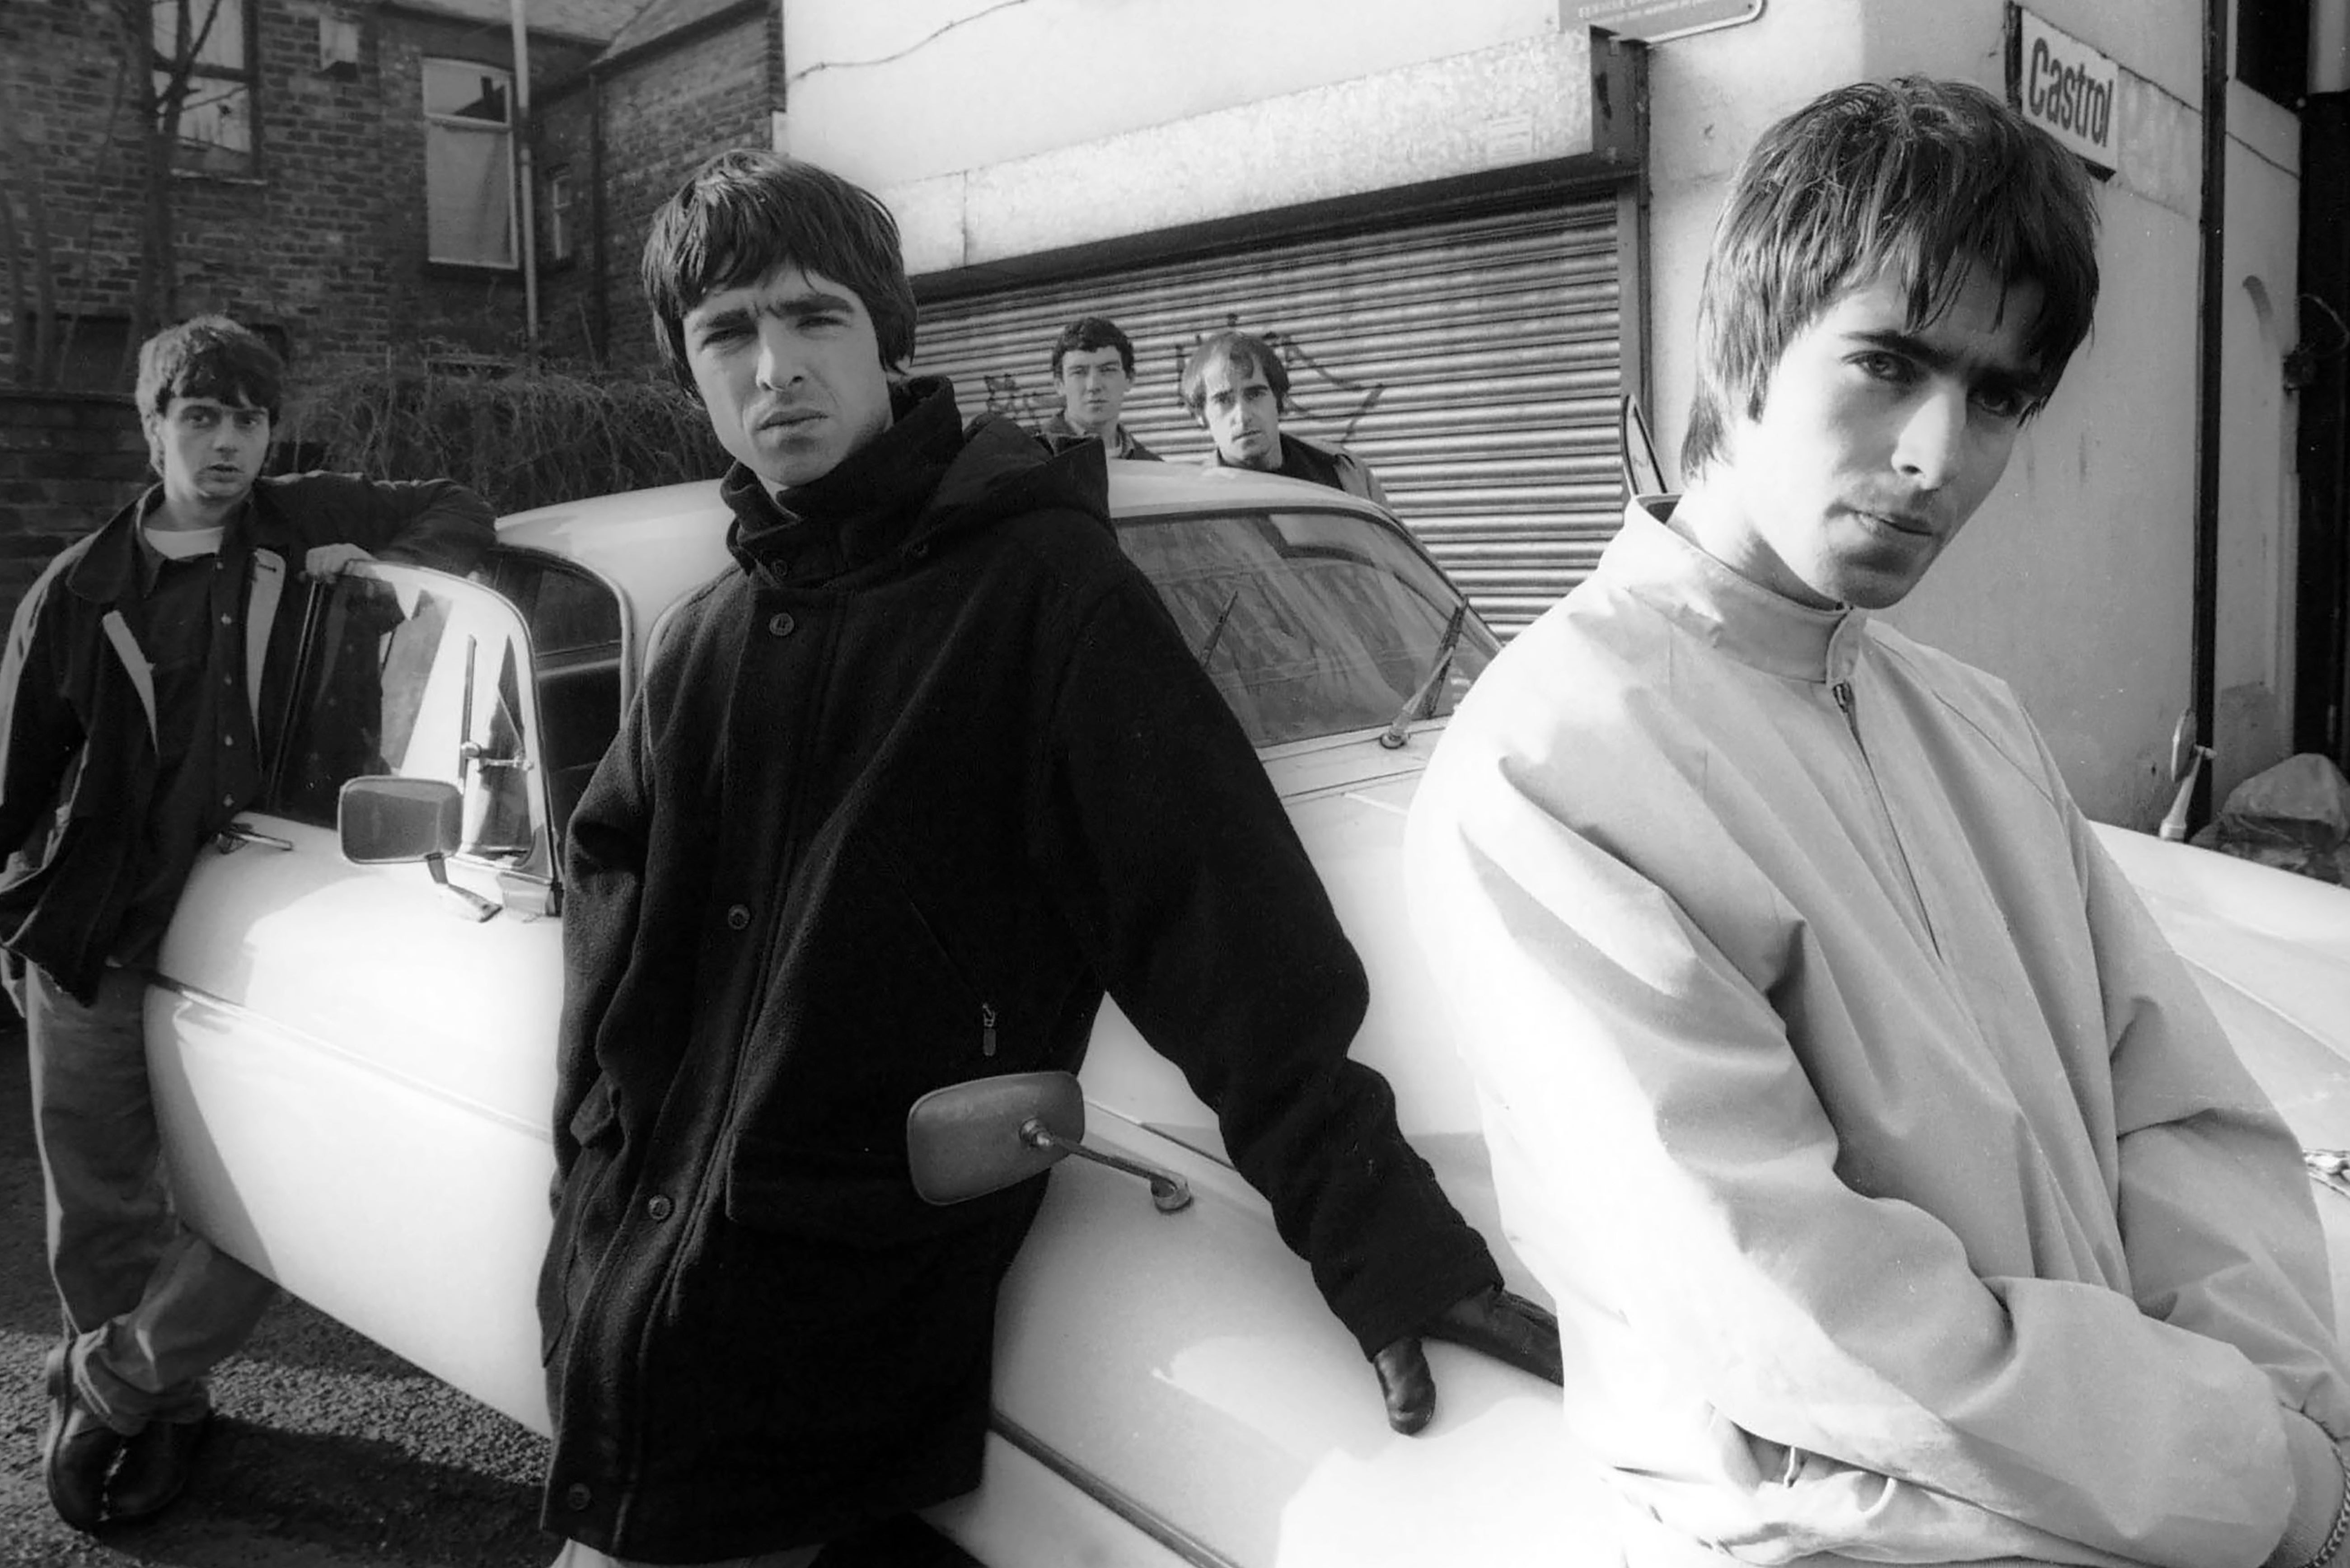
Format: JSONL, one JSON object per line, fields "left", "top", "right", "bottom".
{"left": 722, "top": 376, "right": 968, "bottom": 585}
{"left": 67, "top": 481, "right": 296, "bottom": 604}
{"left": 1600, "top": 496, "right": 1871, "bottom": 685}
{"left": 721, "top": 376, "right": 1110, "bottom": 587}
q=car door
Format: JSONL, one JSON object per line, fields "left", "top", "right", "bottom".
{"left": 147, "top": 562, "right": 571, "bottom": 1434}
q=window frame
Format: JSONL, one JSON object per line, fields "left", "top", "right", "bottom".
{"left": 544, "top": 166, "right": 576, "bottom": 264}
{"left": 151, "top": 0, "right": 260, "bottom": 178}
{"left": 421, "top": 56, "right": 520, "bottom": 271}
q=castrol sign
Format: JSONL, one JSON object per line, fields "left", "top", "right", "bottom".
{"left": 2008, "top": 6, "right": 2119, "bottom": 174}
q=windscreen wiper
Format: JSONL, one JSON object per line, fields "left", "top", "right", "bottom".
{"left": 1196, "top": 588, "right": 1241, "bottom": 669}
{"left": 1377, "top": 604, "right": 1467, "bottom": 750}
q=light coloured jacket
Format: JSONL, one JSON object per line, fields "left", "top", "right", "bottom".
{"left": 1405, "top": 498, "right": 2350, "bottom": 1568}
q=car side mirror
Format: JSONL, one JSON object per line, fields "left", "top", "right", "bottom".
{"left": 339, "top": 776, "right": 460, "bottom": 862}
{"left": 907, "top": 1071, "right": 1192, "bottom": 1213}
{"left": 337, "top": 777, "right": 498, "bottom": 922}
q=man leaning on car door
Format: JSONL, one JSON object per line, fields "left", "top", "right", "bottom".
{"left": 533, "top": 150, "right": 1561, "bottom": 1568}
{"left": 0, "top": 314, "right": 496, "bottom": 1532}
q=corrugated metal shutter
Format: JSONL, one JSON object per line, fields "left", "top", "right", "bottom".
{"left": 913, "top": 197, "right": 1625, "bottom": 635}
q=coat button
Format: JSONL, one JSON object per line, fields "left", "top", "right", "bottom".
{"left": 768, "top": 611, "right": 795, "bottom": 637}
{"left": 646, "top": 1194, "right": 672, "bottom": 1221}
{"left": 564, "top": 1482, "right": 592, "bottom": 1511}
{"left": 726, "top": 904, "right": 750, "bottom": 930}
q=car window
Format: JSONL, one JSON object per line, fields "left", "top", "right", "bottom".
{"left": 480, "top": 548, "right": 625, "bottom": 840}
{"left": 266, "top": 567, "right": 552, "bottom": 873}
{"left": 1117, "top": 507, "right": 1500, "bottom": 747}
{"left": 486, "top": 550, "right": 624, "bottom": 659}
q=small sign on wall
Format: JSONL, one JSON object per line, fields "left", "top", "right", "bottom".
{"left": 2008, "top": 5, "right": 2119, "bottom": 177}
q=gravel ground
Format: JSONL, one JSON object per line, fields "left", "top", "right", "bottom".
{"left": 0, "top": 1031, "right": 556, "bottom": 1568}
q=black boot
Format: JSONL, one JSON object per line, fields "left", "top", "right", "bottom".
{"left": 107, "top": 1411, "right": 211, "bottom": 1523}
{"left": 40, "top": 1340, "right": 123, "bottom": 1532}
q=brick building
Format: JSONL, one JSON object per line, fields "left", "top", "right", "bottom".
{"left": 535, "top": 0, "right": 777, "bottom": 367}
{"left": 0, "top": 0, "right": 651, "bottom": 389}
{"left": 0, "top": 0, "right": 782, "bottom": 385}
{"left": 0, "top": 0, "right": 780, "bottom": 604}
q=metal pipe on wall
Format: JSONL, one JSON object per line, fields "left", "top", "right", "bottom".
{"left": 2186, "top": 0, "right": 2228, "bottom": 831}
{"left": 509, "top": 0, "right": 540, "bottom": 356}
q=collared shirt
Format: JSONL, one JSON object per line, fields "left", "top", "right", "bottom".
{"left": 1038, "top": 411, "right": 1160, "bottom": 461}
{"left": 1406, "top": 496, "right": 2350, "bottom": 1566}
{"left": 114, "top": 499, "right": 261, "bottom": 961}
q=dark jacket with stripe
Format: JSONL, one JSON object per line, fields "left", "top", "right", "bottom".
{"left": 538, "top": 379, "right": 1499, "bottom": 1559}
{"left": 0, "top": 473, "right": 495, "bottom": 1001}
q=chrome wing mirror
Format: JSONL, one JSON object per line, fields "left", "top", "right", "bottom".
{"left": 907, "top": 1071, "right": 1192, "bottom": 1214}
{"left": 338, "top": 776, "right": 497, "bottom": 922}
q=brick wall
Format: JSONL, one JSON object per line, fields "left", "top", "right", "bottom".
{"left": 534, "top": 14, "right": 770, "bottom": 372}
{"left": 0, "top": 391, "right": 147, "bottom": 623}
{"left": 2, "top": 0, "right": 597, "bottom": 388}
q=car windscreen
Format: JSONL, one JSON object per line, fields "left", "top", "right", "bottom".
{"left": 1117, "top": 507, "right": 1500, "bottom": 748}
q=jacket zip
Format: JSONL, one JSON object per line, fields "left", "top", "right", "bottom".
{"left": 1830, "top": 680, "right": 1942, "bottom": 956}
{"left": 873, "top": 840, "right": 999, "bottom": 1059}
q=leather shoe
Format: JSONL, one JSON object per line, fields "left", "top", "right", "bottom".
{"left": 40, "top": 1341, "right": 123, "bottom": 1532}
{"left": 107, "top": 1411, "right": 211, "bottom": 1522}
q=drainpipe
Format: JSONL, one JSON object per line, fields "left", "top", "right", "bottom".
{"left": 588, "top": 69, "right": 607, "bottom": 361}
{"left": 2174, "top": 0, "right": 2227, "bottom": 836}
{"left": 509, "top": 0, "right": 541, "bottom": 357}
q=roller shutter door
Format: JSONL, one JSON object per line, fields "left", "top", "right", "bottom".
{"left": 913, "top": 197, "right": 1627, "bottom": 636}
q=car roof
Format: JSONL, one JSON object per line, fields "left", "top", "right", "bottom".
{"left": 492, "top": 458, "right": 1387, "bottom": 635}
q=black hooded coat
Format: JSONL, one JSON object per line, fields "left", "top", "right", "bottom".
{"left": 537, "top": 379, "right": 1499, "bottom": 1559}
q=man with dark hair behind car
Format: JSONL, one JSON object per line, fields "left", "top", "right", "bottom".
{"left": 3, "top": 314, "right": 496, "bottom": 1532}
{"left": 1407, "top": 76, "right": 2350, "bottom": 1567}
{"left": 538, "top": 148, "right": 1559, "bottom": 1568}
{"left": 1038, "top": 313, "right": 1160, "bottom": 459}
{"left": 1180, "top": 327, "right": 1388, "bottom": 505}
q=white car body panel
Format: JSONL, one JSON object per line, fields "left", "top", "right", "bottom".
{"left": 151, "top": 827, "right": 562, "bottom": 1430}
{"left": 144, "top": 467, "right": 2350, "bottom": 1565}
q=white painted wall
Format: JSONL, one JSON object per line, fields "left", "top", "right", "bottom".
{"left": 778, "top": 0, "right": 2303, "bottom": 827}
{"left": 782, "top": 0, "right": 1559, "bottom": 184}
{"left": 2210, "top": 84, "right": 2303, "bottom": 808}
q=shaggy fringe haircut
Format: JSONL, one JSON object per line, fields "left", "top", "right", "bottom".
{"left": 641, "top": 150, "right": 918, "bottom": 382}
{"left": 1682, "top": 76, "right": 2100, "bottom": 478}
{"left": 1051, "top": 315, "right": 1138, "bottom": 379}
{"left": 136, "top": 314, "right": 285, "bottom": 421}
{"left": 1180, "top": 329, "right": 1291, "bottom": 416}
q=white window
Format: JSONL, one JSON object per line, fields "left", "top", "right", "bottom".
{"left": 546, "top": 168, "right": 576, "bottom": 262}
{"left": 423, "top": 59, "right": 516, "bottom": 268}
{"left": 153, "top": 0, "right": 255, "bottom": 176}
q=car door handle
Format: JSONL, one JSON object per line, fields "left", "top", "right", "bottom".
{"left": 214, "top": 820, "right": 295, "bottom": 854}
{"left": 459, "top": 740, "right": 528, "bottom": 769}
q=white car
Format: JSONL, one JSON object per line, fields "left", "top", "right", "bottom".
{"left": 146, "top": 460, "right": 2350, "bottom": 1567}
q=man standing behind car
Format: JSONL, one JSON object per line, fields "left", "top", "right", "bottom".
{"left": 1181, "top": 328, "right": 1389, "bottom": 505}
{"left": 0, "top": 314, "right": 496, "bottom": 1532}
{"left": 538, "top": 149, "right": 1558, "bottom": 1568}
{"left": 1036, "top": 314, "right": 1160, "bottom": 459}
{"left": 1406, "top": 78, "right": 2350, "bottom": 1567}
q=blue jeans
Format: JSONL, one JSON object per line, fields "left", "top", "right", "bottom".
{"left": 25, "top": 963, "right": 276, "bottom": 1433}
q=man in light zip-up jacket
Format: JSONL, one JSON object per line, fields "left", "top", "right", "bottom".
{"left": 5, "top": 316, "right": 494, "bottom": 1534}
{"left": 1406, "top": 78, "right": 2350, "bottom": 1568}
